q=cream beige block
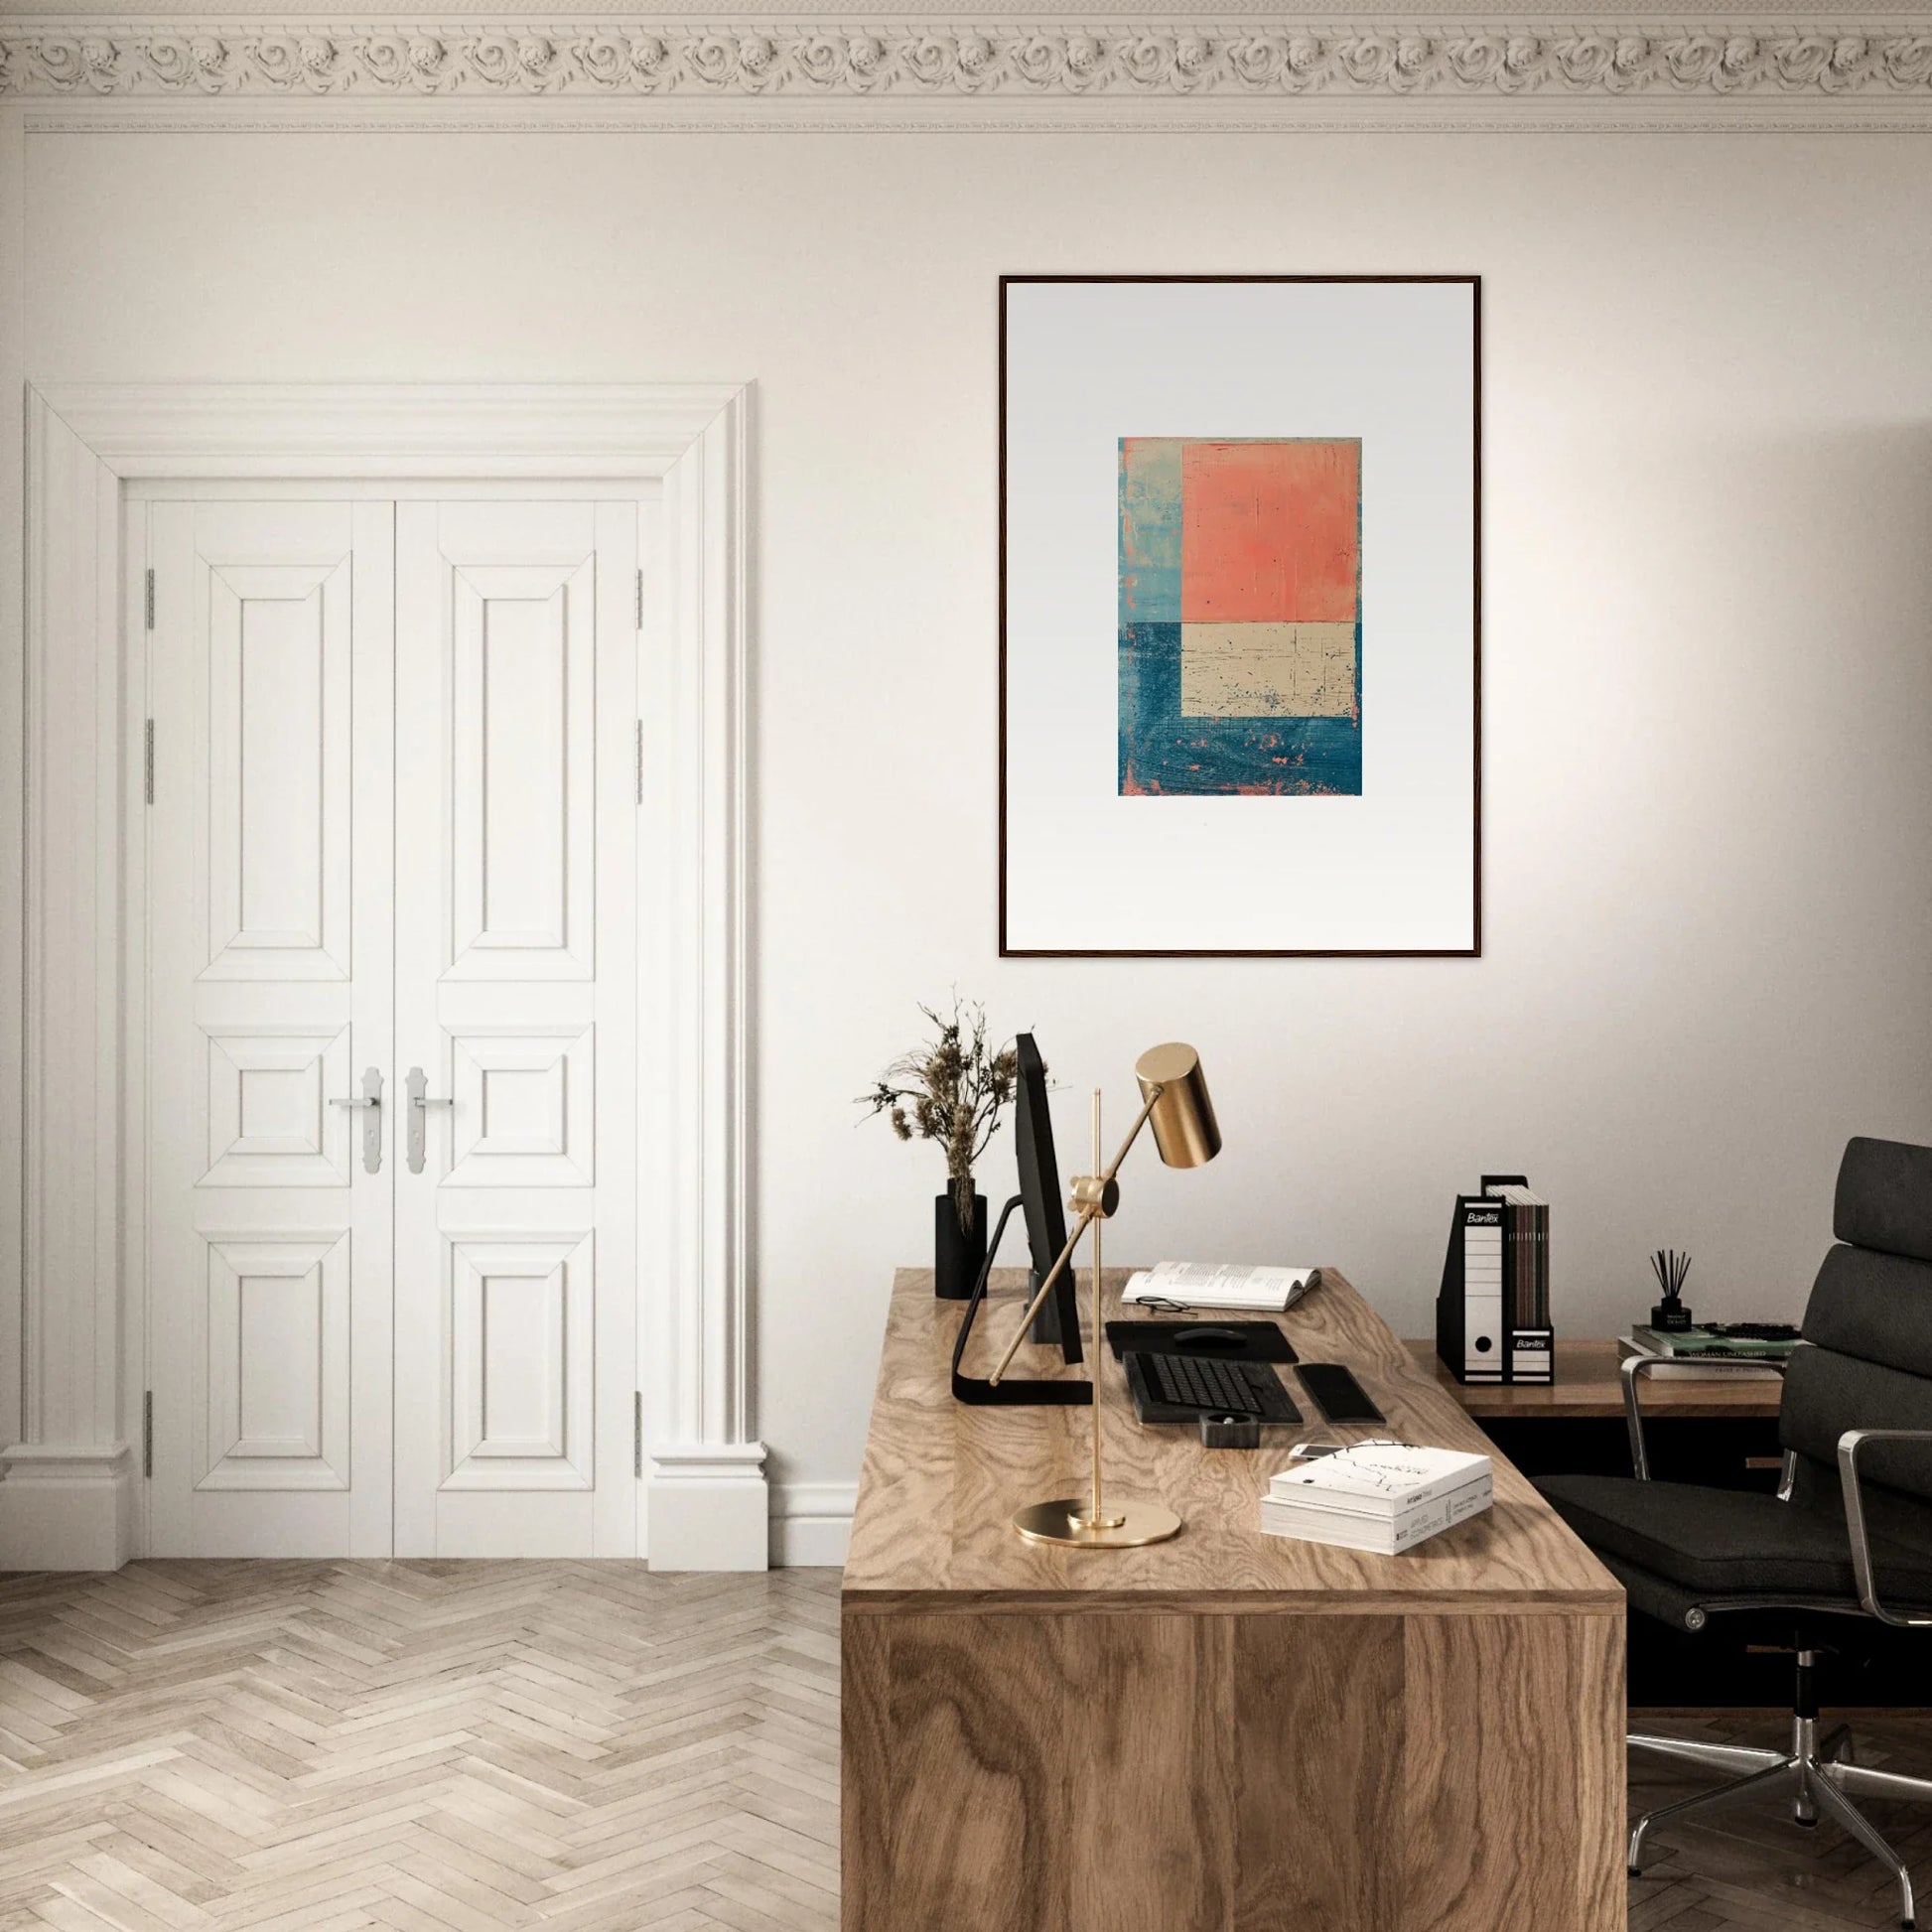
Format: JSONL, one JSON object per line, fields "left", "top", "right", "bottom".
{"left": 1179, "top": 621, "right": 1356, "bottom": 718}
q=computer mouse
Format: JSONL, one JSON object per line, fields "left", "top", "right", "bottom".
{"left": 1173, "top": 1325, "right": 1246, "bottom": 1349}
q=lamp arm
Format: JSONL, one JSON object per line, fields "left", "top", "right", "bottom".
{"left": 986, "top": 1084, "right": 1166, "bottom": 1387}
{"left": 1098, "top": 1086, "right": 1164, "bottom": 1187}
{"left": 986, "top": 1205, "right": 1097, "bottom": 1388}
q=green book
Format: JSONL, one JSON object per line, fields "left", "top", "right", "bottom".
{"left": 1631, "top": 1325, "right": 1797, "bottom": 1359}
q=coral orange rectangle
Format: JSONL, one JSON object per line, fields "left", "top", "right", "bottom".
{"left": 1179, "top": 440, "right": 1359, "bottom": 625}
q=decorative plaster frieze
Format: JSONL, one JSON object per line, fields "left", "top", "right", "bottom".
{"left": 4, "top": 19, "right": 1932, "bottom": 106}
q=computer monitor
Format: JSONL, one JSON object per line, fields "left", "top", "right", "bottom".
{"left": 948, "top": 1032, "right": 1090, "bottom": 1406}
{"left": 1013, "top": 1033, "right": 1083, "bottom": 1363}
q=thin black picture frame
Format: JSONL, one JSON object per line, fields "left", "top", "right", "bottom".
{"left": 997, "top": 273, "right": 1482, "bottom": 959}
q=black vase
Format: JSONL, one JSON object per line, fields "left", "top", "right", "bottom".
{"left": 934, "top": 1186, "right": 989, "bottom": 1300}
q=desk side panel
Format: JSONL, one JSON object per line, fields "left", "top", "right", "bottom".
{"left": 1232, "top": 1614, "right": 1406, "bottom": 1931}
{"left": 845, "top": 1609, "right": 1069, "bottom": 1932}
{"left": 1066, "top": 1613, "right": 1236, "bottom": 1932}
{"left": 1403, "top": 1612, "right": 1626, "bottom": 1932}
{"left": 841, "top": 1603, "right": 1623, "bottom": 1932}
{"left": 840, "top": 1613, "right": 892, "bottom": 1932}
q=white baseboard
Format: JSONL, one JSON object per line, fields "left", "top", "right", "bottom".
{"left": 646, "top": 1442, "right": 769, "bottom": 1571}
{"left": 0, "top": 1443, "right": 136, "bottom": 1571}
{"left": 770, "top": 1480, "right": 855, "bottom": 1569}
{"left": 0, "top": 1442, "right": 850, "bottom": 1573}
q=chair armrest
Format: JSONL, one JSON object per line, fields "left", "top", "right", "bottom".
{"left": 1621, "top": 1351, "right": 1789, "bottom": 1481}
{"left": 1837, "top": 1429, "right": 1932, "bottom": 1627}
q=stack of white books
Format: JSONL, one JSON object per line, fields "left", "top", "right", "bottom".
{"left": 1260, "top": 1444, "right": 1493, "bottom": 1555}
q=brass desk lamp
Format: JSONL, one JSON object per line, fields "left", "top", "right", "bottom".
{"left": 988, "top": 1042, "right": 1221, "bottom": 1549}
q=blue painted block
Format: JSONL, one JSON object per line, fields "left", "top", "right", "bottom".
{"left": 1119, "top": 621, "right": 1362, "bottom": 797}
{"left": 1118, "top": 438, "right": 1183, "bottom": 626}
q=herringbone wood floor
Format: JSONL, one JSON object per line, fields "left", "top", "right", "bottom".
{"left": 0, "top": 1563, "right": 839, "bottom": 1932}
{"left": 2, "top": 1564, "right": 1929, "bottom": 1929}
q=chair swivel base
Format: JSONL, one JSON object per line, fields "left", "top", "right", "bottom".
{"left": 1629, "top": 1713, "right": 1932, "bottom": 1930}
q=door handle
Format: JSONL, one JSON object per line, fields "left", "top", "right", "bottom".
{"left": 405, "top": 1065, "right": 454, "bottom": 1175}
{"left": 330, "top": 1066, "right": 384, "bottom": 1174}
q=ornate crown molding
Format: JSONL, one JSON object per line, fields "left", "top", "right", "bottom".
{"left": 4, "top": 18, "right": 1932, "bottom": 116}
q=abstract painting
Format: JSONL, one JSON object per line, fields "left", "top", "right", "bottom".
{"left": 1118, "top": 437, "right": 1361, "bottom": 796}
{"left": 1000, "top": 274, "right": 1478, "bottom": 956}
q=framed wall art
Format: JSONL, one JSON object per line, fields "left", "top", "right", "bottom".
{"left": 999, "top": 274, "right": 1480, "bottom": 957}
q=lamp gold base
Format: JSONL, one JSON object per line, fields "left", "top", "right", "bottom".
{"left": 1011, "top": 1497, "right": 1182, "bottom": 1548}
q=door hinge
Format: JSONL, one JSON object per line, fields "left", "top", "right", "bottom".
{"left": 142, "top": 1391, "right": 154, "bottom": 1478}
{"left": 144, "top": 568, "right": 155, "bottom": 631}
{"left": 634, "top": 720, "right": 644, "bottom": 805}
{"left": 144, "top": 720, "right": 155, "bottom": 805}
{"left": 633, "top": 1392, "right": 643, "bottom": 1479}
{"left": 635, "top": 567, "right": 644, "bottom": 631}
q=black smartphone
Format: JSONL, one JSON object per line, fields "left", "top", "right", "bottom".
{"left": 1297, "top": 1363, "right": 1385, "bottom": 1425}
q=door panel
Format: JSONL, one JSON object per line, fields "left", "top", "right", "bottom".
{"left": 147, "top": 500, "right": 394, "bottom": 1557}
{"left": 203, "top": 563, "right": 352, "bottom": 979}
{"left": 393, "top": 501, "right": 637, "bottom": 1557}
{"left": 201, "top": 1025, "right": 353, "bottom": 1187}
{"left": 447, "top": 1026, "right": 596, "bottom": 1186}
{"left": 449, "top": 560, "right": 596, "bottom": 979}
{"left": 446, "top": 1232, "right": 594, "bottom": 1488}
{"left": 199, "top": 1232, "right": 350, "bottom": 1490}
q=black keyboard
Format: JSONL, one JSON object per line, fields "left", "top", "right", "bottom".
{"left": 1129, "top": 1351, "right": 1302, "bottom": 1423}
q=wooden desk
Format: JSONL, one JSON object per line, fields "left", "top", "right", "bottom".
{"left": 843, "top": 1269, "right": 1625, "bottom": 1932}
{"left": 1406, "top": 1336, "right": 1784, "bottom": 1419}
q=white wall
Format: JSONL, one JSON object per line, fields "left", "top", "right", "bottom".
{"left": 19, "top": 126, "right": 1932, "bottom": 1526}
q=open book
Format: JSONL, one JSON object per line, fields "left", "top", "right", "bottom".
{"left": 1121, "top": 1261, "right": 1317, "bottom": 1313}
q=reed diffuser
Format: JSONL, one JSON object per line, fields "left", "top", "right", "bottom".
{"left": 1650, "top": 1248, "right": 1694, "bottom": 1332}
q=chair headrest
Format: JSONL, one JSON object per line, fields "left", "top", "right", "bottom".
{"left": 1836, "top": 1136, "right": 1932, "bottom": 1263}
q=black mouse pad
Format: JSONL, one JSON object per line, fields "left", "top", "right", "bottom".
{"left": 1104, "top": 1319, "right": 1297, "bottom": 1364}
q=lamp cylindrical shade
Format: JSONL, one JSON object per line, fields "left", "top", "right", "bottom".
{"left": 1134, "top": 1042, "right": 1221, "bottom": 1169}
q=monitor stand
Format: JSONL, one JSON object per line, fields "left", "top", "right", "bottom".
{"left": 951, "top": 1196, "right": 1092, "bottom": 1407}
{"left": 1030, "top": 1268, "right": 1076, "bottom": 1347}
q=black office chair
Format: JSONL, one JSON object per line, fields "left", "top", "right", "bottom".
{"left": 1538, "top": 1136, "right": 1932, "bottom": 1930}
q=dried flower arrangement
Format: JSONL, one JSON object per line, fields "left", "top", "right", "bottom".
{"left": 860, "top": 998, "right": 1020, "bottom": 1234}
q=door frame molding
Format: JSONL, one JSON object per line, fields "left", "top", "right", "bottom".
{"left": 3, "top": 382, "right": 764, "bottom": 1572}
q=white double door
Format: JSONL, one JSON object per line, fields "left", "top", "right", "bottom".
{"left": 146, "top": 494, "right": 640, "bottom": 1557}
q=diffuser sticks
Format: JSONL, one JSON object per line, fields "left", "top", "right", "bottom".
{"left": 1649, "top": 1248, "right": 1693, "bottom": 1331}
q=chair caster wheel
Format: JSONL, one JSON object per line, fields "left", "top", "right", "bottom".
{"left": 1627, "top": 1868, "right": 1640, "bottom": 1878}
{"left": 1795, "top": 1816, "right": 1818, "bottom": 1829}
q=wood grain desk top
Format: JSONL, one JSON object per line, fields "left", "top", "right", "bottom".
{"left": 843, "top": 1267, "right": 1621, "bottom": 1616}
{"left": 1406, "top": 1337, "right": 1785, "bottom": 1419}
